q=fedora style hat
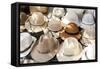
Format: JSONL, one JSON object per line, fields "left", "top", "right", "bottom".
{"left": 20, "top": 32, "right": 37, "bottom": 57}
{"left": 29, "top": 6, "right": 48, "bottom": 14}
{"left": 31, "top": 32, "right": 59, "bottom": 62}
{"left": 25, "top": 12, "right": 48, "bottom": 33}
{"left": 59, "top": 22, "right": 81, "bottom": 40}
{"left": 57, "top": 37, "right": 83, "bottom": 61}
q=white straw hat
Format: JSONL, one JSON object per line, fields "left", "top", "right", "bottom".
{"left": 52, "top": 7, "right": 65, "bottom": 18}
{"left": 31, "top": 33, "right": 59, "bottom": 62}
{"left": 57, "top": 37, "right": 83, "bottom": 61}
{"left": 20, "top": 32, "right": 37, "bottom": 57}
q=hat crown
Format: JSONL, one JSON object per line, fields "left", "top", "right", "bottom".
{"left": 82, "top": 13, "right": 94, "bottom": 24}
{"left": 30, "top": 12, "right": 45, "bottom": 25}
{"left": 65, "top": 23, "right": 79, "bottom": 34}
{"left": 20, "top": 33, "right": 33, "bottom": 52}
{"left": 48, "top": 19, "right": 62, "bottom": 31}
{"left": 37, "top": 33, "right": 58, "bottom": 54}
{"left": 63, "top": 37, "right": 81, "bottom": 56}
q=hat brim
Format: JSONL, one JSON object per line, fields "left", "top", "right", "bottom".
{"left": 31, "top": 38, "right": 59, "bottom": 63}
{"left": 56, "top": 43, "right": 83, "bottom": 61}
{"left": 20, "top": 36, "right": 37, "bottom": 57}
{"left": 59, "top": 30, "right": 81, "bottom": 40}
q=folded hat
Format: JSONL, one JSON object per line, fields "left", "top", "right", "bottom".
{"left": 20, "top": 32, "right": 37, "bottom": 57}
{"left": 52, "top": 7, "right": 65, "bottom": 18}
{"left": 57, "top": 37, "right": 82, "bottom": 61}
{"left": 31, "top": 33, "right": 59, "bottom": 62}
{"left": 29, "top": 6, "right": 48, "bottom": 14}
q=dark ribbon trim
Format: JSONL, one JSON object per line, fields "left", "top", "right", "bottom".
{"left": 20, "top": 41, "right": 34, "bottom": 53}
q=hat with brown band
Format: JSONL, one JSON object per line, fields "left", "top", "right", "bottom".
{"left": 59, "top": 22, "right": 81, "bottom": 40}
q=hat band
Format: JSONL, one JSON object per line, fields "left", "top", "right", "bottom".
{"left": 65, "top": 31, "right": 79, "bottom": 35}
{"left": 20, "top": 41, "right": 34, "bottom": 53}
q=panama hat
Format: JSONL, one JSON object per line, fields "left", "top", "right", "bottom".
{"left": 61, "top": 11, "right": 80, "bottom": 26}
{"left": 52, "top": 7, "right": 65, "bottom": 18}
{"left": 20, "top": 32, "right": 37, "bottom": 57}
{"left": 59, "top": 22, "right": 81, "bottom": 40}
{"left": 29, "top": 6, "right": 48, "bottom": 14}
{"left": 31, "top": 33, "right": 59, "bottom": 62}
{"left": 57, "top": 37, "right": 83, "bottom": 61}
{"left": 25, "top": 12, "right": 48, "bottom": 33}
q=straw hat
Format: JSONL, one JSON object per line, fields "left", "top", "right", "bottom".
{"left": 20, "top": 32, "right": 37, "bottom": 57}
{"left": 61, "top": 11, "right": 80, "bottom": 26}
{"left": 25, "top": 12, "right": 48, "bottom": 32}
{"left": 57, "top": 37, "right": 83, "bottom": 61}
{"left": 59, "top": 22, "right": 81, "bottom": 40}
{"left": 48, "top": 18, "right": 63, "bottom": 32}
{"left": 31, "top": 33, "right": 59, "bottom": 62}
{"left": 52, "top": 7, "right": 65, "bottom": 18}
{"left": 29, "top": 6, "right": 48, "bottom": 14}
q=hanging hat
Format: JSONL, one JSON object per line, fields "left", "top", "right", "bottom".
{"left": 29, "top": 6, "right": 48, "bottom": 14}
{"left": 31, "top": 33, "right": 59, "bottom": 62}
{"left": 59, "top": 22, "right": 81, "bottom": 40}
{"left": 20, "top": 32, "right": 37, "bottom": 57}
{"left": 25, "top": 12, "right": 48, "bottom": 33}
{"left": 57, "top": 37, "right": 83, "bottom": 61}
{"left": 52, "top": 7, "right": 65, "bottom": 18}
{"left": 61, "top": 11, "right": 80, "bottom": 26}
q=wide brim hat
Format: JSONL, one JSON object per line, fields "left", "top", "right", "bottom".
{"left": 56, "top": 37, "right": 83, "bottom": 61}
{"left": 30, "top": 35, "right": 59, "bottom": 62}
{"left": 20, "top": 32, "right": 37, "bottom": 57}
